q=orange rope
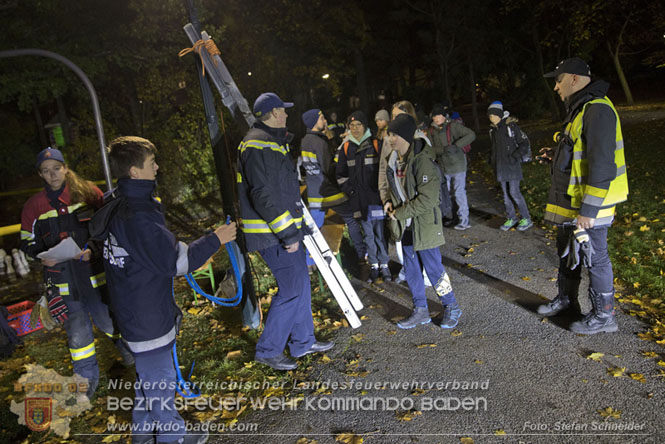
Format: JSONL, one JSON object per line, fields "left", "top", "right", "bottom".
{"left": 178, "top": 39, "right": 221, "bottom": 77}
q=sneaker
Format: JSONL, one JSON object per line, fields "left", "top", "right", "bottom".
{"left": 440, "top": 303, "right": 462, "bottom": 329}
{"left": 516, "top": 218, "right": 533, "bottom": 231}
{"left": 454, "top": 223, "right": 471, "bottom": 231}
{"left": 500, "top": 219, "right": 516, "bottom": 231}
{"left": 368, "top": 265, "right": 380, "bottom": 283}
{"left": 397, "top": 307, "right": 431, "bottom": 329}
{"left": 380, "top": 265, "right": 392, "bottom": 282}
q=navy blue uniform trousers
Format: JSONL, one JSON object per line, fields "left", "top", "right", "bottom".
{"left": 556, "top": 225, "right": 613, "bottom": 293}
{"left": 256, "top": 243, "right": 315, "bottom": 359}
{"left": 133, "top": 345, "right": 185, "bottom": 443}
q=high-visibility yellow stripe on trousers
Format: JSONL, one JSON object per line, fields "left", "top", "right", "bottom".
{"left": 70, "top": 342, "right": 96, "bottom": 361}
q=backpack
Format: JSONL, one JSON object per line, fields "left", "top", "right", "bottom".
{"left": 446, "top": 121, "right": 472, "bottom": 154}
{"left": 506, "top": 122, "right": 532, "bottom": 163}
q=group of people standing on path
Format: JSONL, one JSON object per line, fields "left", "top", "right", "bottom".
{"left": 15, "top": 56, "right": 627, "bottom": 444}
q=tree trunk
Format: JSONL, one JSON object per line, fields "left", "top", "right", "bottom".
{"left": 354, "top": 48, "right": 369, "bottom": 115}
{"left": 608, "top": 41, "right": 634, "bottom": 104}
{"left": 467, "top": 54, "right": 480, "bottom": 132}
{"left": 532, "top": 22, "right": 561, "bottom": 121}
{"left": 33, "top": 99, "right": 47, "bottom": 148}
{"left": 55, "top": 95, "right": 70, "bottom": 146}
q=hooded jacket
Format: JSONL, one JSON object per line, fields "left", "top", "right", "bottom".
{"left": 89, "top": 178, "right": 220, "bottom": 354}
{"left": 385, "top": 137, "right": 445, "bottom": 251}
{"left": 489, "top": 114, "right": 531, "bottom": 182}
{"left": 429, "top": 120, "right": 476, "bottom": 175}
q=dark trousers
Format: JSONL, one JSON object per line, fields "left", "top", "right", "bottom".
{"left": 556, "top": 225, "right": 613, "bottom": 293}
{"left": 439, "top": 179, "right": 453, "bottom": 220}
{"left": 333, "top": 202, "right": 366, "bottom": 259}
{"left": 62, "top": 284, "right": 127, "bottom": 386}
{"left": 359, "top": 218, "right": 390, "bottom": 265}
{"left": 402, "top": 231, "right": 455, "bottom": 307}
{"left": 133, "top": 345, "right": 185, "bottom": 443}
{"left": 256, "top": 243, "right": 315, "bottom": 358}
{"left": 500, "top": 180, "right": 531, "bottom": 221}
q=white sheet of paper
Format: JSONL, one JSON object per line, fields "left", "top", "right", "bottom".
{"left": 37, "top": 237, "right": 82, "bottom": 264}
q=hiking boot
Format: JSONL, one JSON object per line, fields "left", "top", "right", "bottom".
{"left": 255, "top": 355, "right": 298, "bottom": 371}
{"left": 516, "top": 218, "right": 533, "bottom": 231}
{"left": 368, "top": 265, "right": 380, "bottom": 283}
{"left": 500, "top": 219, "right": 516, "bottom": 231}
{"left": 380, "top": 264, "right": 392, "bottom": 282}
{"left": 570, "top": 290, "right": 618, "bottom": 334}
{"left": 397, "top": 307, "right": 431, "bottom": 329}
{"left": 454, "top": 223, "right": 471, "bottom": 231}
{"left": 537, "top": 275, "right": 580, "bottom": 316}
{"left": 440, "top": 303, "right": 462, "bottom": 329}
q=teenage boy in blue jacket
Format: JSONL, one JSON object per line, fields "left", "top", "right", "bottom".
{"left": 91, "top": 136, "right": 236, "bottom": 444}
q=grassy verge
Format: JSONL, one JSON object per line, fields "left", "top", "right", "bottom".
{"left": 0, "top": 247, "right": 346, "bottom": 443}
{"left": 474, "top": 104, "right": 665, "bottom": 350}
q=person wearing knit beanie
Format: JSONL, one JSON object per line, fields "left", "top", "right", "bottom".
{"left": 302, "top": 109, "right": 323, "bottom": 130}
{"left": 375, "top": 109, "right": 390, "bottom": 141}
{"left": 387, "top": 114, "right": 416, "bottom": 145}
{"left": 487, "top": 101, "right": 504, "bottom": 119}
{"left": 347, "top": 110, "right": 368, "bottom": 129}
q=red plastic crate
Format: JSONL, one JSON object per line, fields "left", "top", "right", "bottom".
{"left": 7, "top": 300, "right": 43, "bottom": 336}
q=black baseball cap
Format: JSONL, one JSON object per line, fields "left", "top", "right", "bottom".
{"left": 544, "top": 57, "right": 591, "bottom": 78}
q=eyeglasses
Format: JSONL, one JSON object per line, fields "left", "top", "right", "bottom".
{"left": 349, "top": 122, "right": 363, "bottom": 129}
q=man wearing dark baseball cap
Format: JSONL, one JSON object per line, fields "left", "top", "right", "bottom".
{"left": 238, "top": 92, "right": 333, "bottom": 370}
{"left": 536, "top": 57, "right": 629, "bottom": 335}
{"left": 252, "top": 92, "right": 294, "bottom": 118}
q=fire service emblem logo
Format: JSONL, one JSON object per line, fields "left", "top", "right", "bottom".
{"left": 25, "top": 397, "right": 52, "bottom": 432}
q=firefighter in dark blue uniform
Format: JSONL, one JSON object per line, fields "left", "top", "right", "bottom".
{"left": 20, "top": 148, "right": 133, "bottom": 399}
{"left": 237, "top": 92, "right": 334, "bottom": 371}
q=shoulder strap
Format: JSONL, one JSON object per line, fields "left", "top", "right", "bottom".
{"left": 446, "top": 124, "right": 451, "bottom": 145}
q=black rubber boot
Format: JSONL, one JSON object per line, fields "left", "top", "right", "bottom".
{"left": 537, "top": 275, "right": 580, "bottom": 316}
{"left": 570, "top": 289, "right": 618, "bottom": 334}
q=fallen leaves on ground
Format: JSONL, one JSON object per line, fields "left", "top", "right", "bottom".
{"left": 597, "top": 407, "right": 622, "bottom": 419}
{"left": 586, "top": 352, "right": 605, "bottom": 362}
{"left": 607, "top": 367, "right": 626, "bottom": 378}
{"left": 396, "top": 410, "right": 422, "bottom": 421}
{"left": 335, "top": 433, "right": 363, "bottom": 444}
{"left": 494, "top": 429, "right": 507, "bottom": 435}
{"left": 629, "top": 373, "right": 646, "bottom": 383}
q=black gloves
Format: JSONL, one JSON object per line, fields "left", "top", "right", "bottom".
{"left": 561, "top": 228, "right": 595, "bottom": 270}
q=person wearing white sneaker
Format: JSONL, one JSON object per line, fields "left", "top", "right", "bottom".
{"left": 384, "top": 115, "right": 461, "bottom": 330}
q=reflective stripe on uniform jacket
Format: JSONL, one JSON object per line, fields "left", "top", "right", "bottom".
{"left": 300, "top": 130, "right": 347, "bottom": 209}
{"left": 545, "top": 80, "right": 628, "bottom": 226}
{"left": 237, "top": 122, "right": 304, "bottom": 252}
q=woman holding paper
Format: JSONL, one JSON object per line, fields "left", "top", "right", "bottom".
{"left": 20, "top": 147, "right": 133, "bottom": 398}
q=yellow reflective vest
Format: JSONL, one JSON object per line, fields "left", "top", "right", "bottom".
{"left": 545, "top": 95, "right": 628, "bottom": 226}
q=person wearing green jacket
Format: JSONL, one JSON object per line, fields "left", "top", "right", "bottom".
{"left": 429, "top": 108, "right": 477, "bottom": 230}
{"left": 383, "top": 114, "right": 461, "bottom": 329}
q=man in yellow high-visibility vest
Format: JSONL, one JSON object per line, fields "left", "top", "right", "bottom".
{"left": 537, "top": 58, "right": 628, "bottom": 335}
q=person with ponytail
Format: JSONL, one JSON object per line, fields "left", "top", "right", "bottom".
{"left": 20, "top": 147, "right": 133, "bottom": 399}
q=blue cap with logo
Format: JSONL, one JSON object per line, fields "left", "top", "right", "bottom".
{"left": 36, "top": 147, "right": 65, "bottom": 169}
{"left": 253, "top": 92, "right": 294, "bottom": 118}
